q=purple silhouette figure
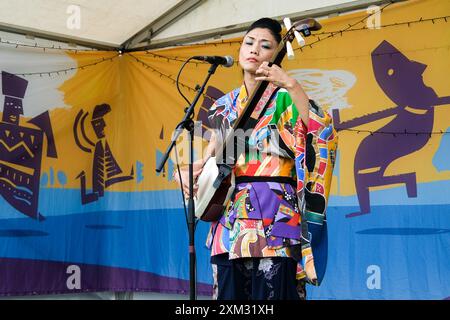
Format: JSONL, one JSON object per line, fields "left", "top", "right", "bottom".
{"left": 75, "top": 104, "right": 134, "bottom": 205}
{"left": 0, "top": 71, "right": 57, "bottom": 220}
{"left": 332, "top": 40, "right": 450, "bottom": 218}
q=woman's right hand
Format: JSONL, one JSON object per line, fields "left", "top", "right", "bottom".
{"left": 173, "top": 159, "right": 204, "bottom": 198}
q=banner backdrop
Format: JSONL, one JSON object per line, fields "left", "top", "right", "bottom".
{"left": 0, "top": 0, "right": 449, "bottom": 299}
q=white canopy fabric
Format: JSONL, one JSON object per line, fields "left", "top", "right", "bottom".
{"left": 0, "top": 0, "right": 392, "bottom": 49}
{"left": 0, "top": 0, "right": 185, "bottom": 46}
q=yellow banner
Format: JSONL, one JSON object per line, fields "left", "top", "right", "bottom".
{"left": 27, "top": 0, "right": 449, "bottom": 198}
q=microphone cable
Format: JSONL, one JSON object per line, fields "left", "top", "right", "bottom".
{"left": 176, "top": 57, "right": 194, "bottom": 109}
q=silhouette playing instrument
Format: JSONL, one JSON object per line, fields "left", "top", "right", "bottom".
{"left": 74, "top": 103, "right": 134, "bottom": 205}
{"left": 332, "top": 40, "right": 450, "bottom": 218}
{"left": 0, "top": 71, "right": 57, "bottom": 220}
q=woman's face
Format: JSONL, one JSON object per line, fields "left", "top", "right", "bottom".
{"left": 239, "top": 27, "right": 278, "bottom": 74}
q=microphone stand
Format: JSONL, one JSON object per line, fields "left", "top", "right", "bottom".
{"left": 156, "top": 62, "right": 219, "bottom": 300}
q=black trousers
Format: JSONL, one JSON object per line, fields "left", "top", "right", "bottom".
{"left": 212, "top": 253, "right": 304, "bottom": 300}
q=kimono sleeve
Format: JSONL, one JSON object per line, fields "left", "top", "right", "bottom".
{"left": 294, "top": 100, "right": 338, "bottom": 285}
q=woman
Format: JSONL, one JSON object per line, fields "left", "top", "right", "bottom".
{"left": 174, "top": 17, "right": 337, "bottom": 300}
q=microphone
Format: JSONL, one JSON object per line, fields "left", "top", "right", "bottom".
{"left": 191, "top": 55, "right": 234, "bottom": 67}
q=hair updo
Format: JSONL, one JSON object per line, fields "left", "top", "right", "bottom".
{"left": 245, "top": 17, "right": 282, "bottom": 44}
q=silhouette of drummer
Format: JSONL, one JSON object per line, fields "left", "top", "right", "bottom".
{"left": 0, "top": 71, "right": 57, "bottom": 220}
{"left": 76, "top": 103, "right": 133, "bottom": 204}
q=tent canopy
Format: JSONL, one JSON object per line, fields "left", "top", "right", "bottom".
{"left": 0, "top": 0, "right": 401, "bottom": 50}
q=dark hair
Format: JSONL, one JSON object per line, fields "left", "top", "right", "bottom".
{"left": 246, "top": 17, "right": 282, "bottom": 44}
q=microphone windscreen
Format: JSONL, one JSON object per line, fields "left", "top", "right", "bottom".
{"left": 224, "top": 56, "right": 234, "bottom": 67}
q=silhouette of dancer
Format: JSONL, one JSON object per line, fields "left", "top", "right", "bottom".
{"left": 76, "top": 104, "right": 134, "bottom": 204}
{"left": 332, "top": 40, "right": 450, "bottom": 218}
{"left": 0, "top": 71, "right": 57, "bottom": 220}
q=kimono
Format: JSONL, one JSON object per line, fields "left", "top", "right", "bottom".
{"left": 206, "top": 83, "right": 337, "bottom": 285}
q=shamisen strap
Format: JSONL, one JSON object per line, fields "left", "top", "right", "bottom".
{"left": 216, "top": 81, "right": 280, "bottom": 167}
{"left": 242, "top": 81, "right": 280, "bottom": 131}
{"left": 213, "top": 82, "right": 280, "bottom": 188}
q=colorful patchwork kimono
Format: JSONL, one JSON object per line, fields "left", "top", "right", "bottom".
{"left": 206, "top": 84, "right": 338, "bottom": 285}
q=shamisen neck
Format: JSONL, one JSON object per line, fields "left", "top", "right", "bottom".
{"left": 243, "top": 71, "right": 258, "bottom": 97}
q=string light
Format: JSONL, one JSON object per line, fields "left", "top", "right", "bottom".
{"left": 144, "top": 50, "right": 239, "bottom": 66}
{"left": 13, "top": 54, "right": 119, "bottom": 77}
{"left": 141, "top": 8, "right": 448, "bottom": 62}
{"left": 0, "top": 38, "right": 100, "bottom": 52}
{"left": 159, "top": 39, "right": 242, "bottom": 49}
{"left": 144, "top": 51, "right": 207, "bottom": 65}
{"left": 128, "top": 53, "right": 218, "bottom": 103}
{"left": 145, "top": 51, "right": 174, "bottom": 60}
{"left": 312, "top": 15, "right": 450, "bottom": 36}
{"left": 3, "top": 6, "right": 446, "bottom": 65}
{"left": 294, "top": 2, "right": 394, "bottom": 52}
{"left": 337, "top": 128, "right": 449, "bottom": 136}
{"left": 292, "top": 44, "right": 450, "bottom": 62}
{"left": 291, "top": 6, "right": 448, "bottom": 53}
{"left": 144, "top": 49, "right": 238, "bottom": 66}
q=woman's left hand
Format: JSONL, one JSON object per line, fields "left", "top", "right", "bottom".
{"left": 255, "top": 61, "right": 297, "bottom": 89}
